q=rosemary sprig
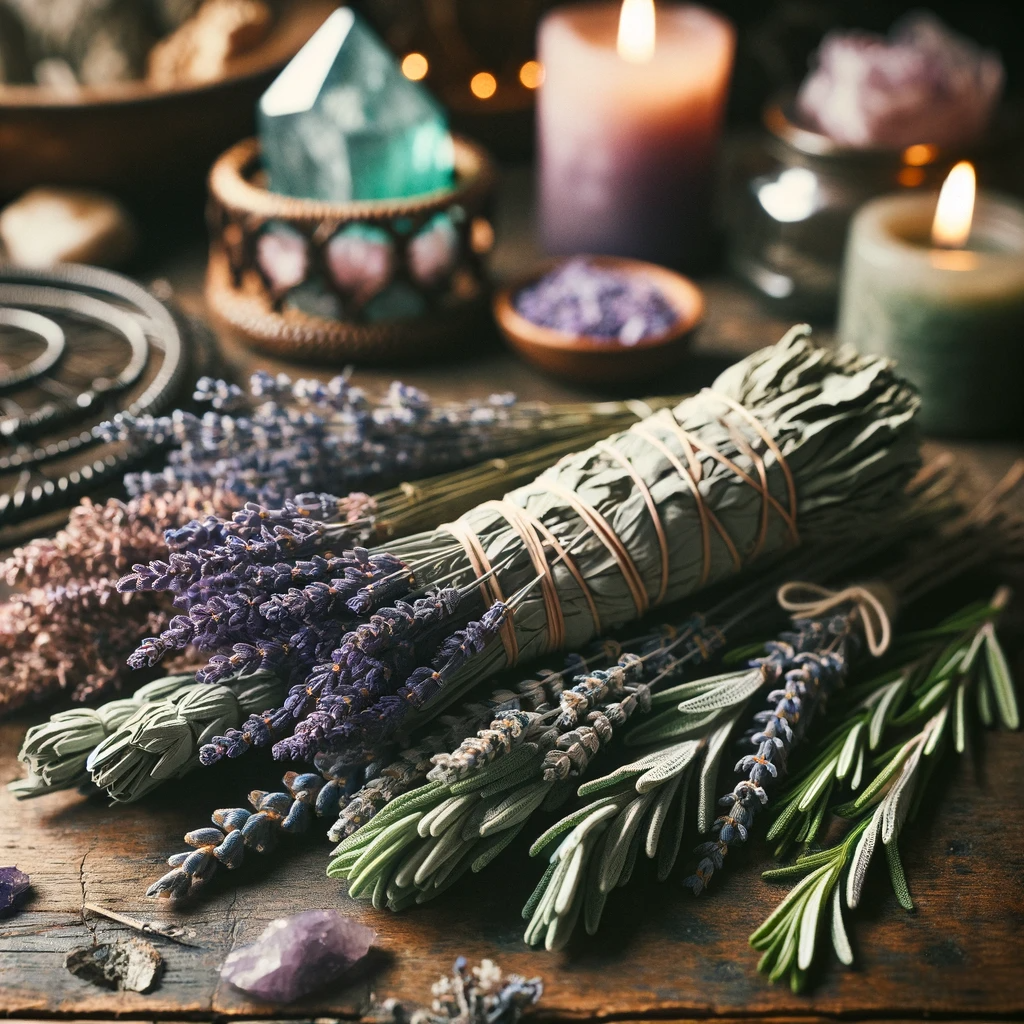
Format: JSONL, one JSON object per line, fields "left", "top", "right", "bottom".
{"left": 750, "top": 589, "right": 1018, "bottom": 991}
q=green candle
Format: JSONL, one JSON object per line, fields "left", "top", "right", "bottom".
{"left": 838, "top": 179, "right": 1024, "bottom": 436}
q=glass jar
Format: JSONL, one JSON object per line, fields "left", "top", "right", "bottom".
{"left": 726, "top": 100, "right": 1016, "bottom": 321}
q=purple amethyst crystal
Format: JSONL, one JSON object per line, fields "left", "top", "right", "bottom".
{"left": 220, "top": 910, "right": 375, "bottom": 1003}
{"left": 0, "top": 866, "right": 30, "bottom": 916}
{"left": 514, "top": 259, "right": 678, "bottom": 344}
{"left": 796, "top": 13, "right": 1003, "bottom": 149}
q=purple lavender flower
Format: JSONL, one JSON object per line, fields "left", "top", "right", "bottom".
{"left": 685, "top": 616, "right": 855, "bottom": 894}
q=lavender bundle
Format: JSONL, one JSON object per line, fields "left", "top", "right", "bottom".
{"left": 121, "top": 327, "right": 921, "bottom": 775}
{"left": 108, "top": 371, "right": 660, "bottom": 504}
{"left": 1, "top": 402, "right": 656, "bottom": 718}
{"left": 0, "top": 487, "right": 242, "bottom": 716}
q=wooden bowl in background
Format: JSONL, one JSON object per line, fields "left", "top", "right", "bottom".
{"left": 493, "top": 256, "right": 705, "bottom": 386}
{"left": 0, "top": 0, "right": 336, "bottom": 201}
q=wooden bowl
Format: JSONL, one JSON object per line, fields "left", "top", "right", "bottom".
{"left": 0, "top": 0, "right": 336, "bottom": 201}
{"left": 494, "top": 257, "right": 704, "bottom": 385}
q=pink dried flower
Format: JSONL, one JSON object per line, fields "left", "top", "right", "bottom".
{"left": 0, "top": 486, "right": 245, "bottom": 716}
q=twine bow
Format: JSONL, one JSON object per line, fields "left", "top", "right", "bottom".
{"left": 776, "top": 580, "right": 894, "bottom": 656}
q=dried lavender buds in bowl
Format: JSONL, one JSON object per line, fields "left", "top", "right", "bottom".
{"left": 494, "top": 256, "right": 703, "bottom": 385}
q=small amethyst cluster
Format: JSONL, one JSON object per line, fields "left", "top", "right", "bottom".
{"left": 686, "top": 615, "right": 854, "bottom": 894}
{"left": 514, "top": 259, "right": 678, "bottom": 345}
{"left": 119, "top": 498, "right": 510, "bottom": 771}
{"left": 102, "top": 372, "right": 526, "bottom": 506}
{"left": 797, "top": 13, "right": 1003, "bottom": 149}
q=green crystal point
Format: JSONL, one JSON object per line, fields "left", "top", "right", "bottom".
{"left": 258, "top": 8, "right": 455, "bottom": 202}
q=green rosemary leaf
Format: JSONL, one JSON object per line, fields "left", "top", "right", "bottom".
{"left": 767, "top": 798, "right": 803, "bottom": 847}
{"left": 752, "top": 863, "right": 830, "bottom": 945}
{"left": 522, "top": 860, "right": 557, "bottom": 920}
{"left": 584, "top": 874, "right": 608, "bottom": 936}
{"left": 479, "top": 781, "right": 550, "bottom": 836}
{"left": 644, "top": 771, "right": 683, "bottom": 858}
{"left": 762, "top": 846, "right": 842, "bottom": 881}
{"left": 953, "top": 679, "right": 968, "bottom": 754}
{"left": 885, "top": 838, "right": 913, "bottom": 910}
{"left": 616, "top": 825, "right": 643, "bottom": 888}
{"left": 803, "top": 780, "right": 833, "bottom": 845}
{"left": 529, "top": 793, "right": 625, "bottom": 857}
{"left": 648, "top": 669, "right": 750, "bottom": 707}
{"left": 797, "top": 757, "right": 839, "bottom": 812}
{"left": 328, "top": 811, "right": 421, "bottom": 881}
{"left": 635, "top": 739, "right": 703, "bottom": 793}
{"left": 798, "top": 868, "right": 835, "bottom": 970}
{"left": 846, "top": 806, "right": 883, "bottom": 909}
{"left": 699, "top": 713, "right": 743, "bottom": 833}
{"left": 983, "top": 625, "right": 1020, "bottom": 729}
{"left": 836, "top": 721, "right": 864, "bottom": 780}
{"left": 868, "top": 675, "right": 909, "bottom": 749}
{"left": 851, "top": 744, "right": 865, "bottom": 790}
{"left": 722, "top": 641, "right": 768, "bottom": 666}
{"left": 623, "top": 706, "right": 723, "bottom": 747}
{"left": 830, "top": 882, "right": 854, "bottom": 966}
{"left": 346, "top": 813, "right": 423, "bottom": 895}
{"left": 422, "top": 793, "right": 477, "bottom": 837}
{"left": 598, "top": 794, "right": 653, "bottom": 893}
{"left": 976, "top": 670, "right": 994, "bottom": 726}
{"left": 656, "top": 769, "right": 691, "bottom": 881}
{"left": 471, "top": 823, "right": 525, "bottom": 872}
{"left": 675, "top": 669, "right": 765, "bottom": 714}
{"left": 848, "top": 740, "right": 915, "bottom": 811}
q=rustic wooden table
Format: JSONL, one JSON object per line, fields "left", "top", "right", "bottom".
{"left": 2, "top": 169, "right": 1023, "bottom": 1022}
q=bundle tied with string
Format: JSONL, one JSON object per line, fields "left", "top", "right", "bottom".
{"left": 375, "top": 326, "right": 921, "bottom": 733}
{"left": 187, "top": 326, "right": 920, "bottom": 769}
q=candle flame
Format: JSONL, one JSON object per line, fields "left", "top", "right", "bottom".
{"left": 617, "top": 0, "right": 655, "bottom": 64}
{"left": 931, "top": 161, "right": 976, "bottom": 249}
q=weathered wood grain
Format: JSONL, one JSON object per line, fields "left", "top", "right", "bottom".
{"left": 2, "top": 213, "right": 1024, "bottom": 1018}
{"left": 2, "top": 668, "right": 1023, "bottom": 1019}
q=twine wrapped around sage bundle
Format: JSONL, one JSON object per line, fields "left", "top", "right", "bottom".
{"left": 127, "top": 327, "right": 919, "bottom": 770}
{"left": 389, "top": 327, "right": 918, "bottom": 689}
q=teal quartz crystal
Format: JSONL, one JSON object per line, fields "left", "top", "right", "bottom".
{"left": 258, "top": 8, "right": 455, "bottom": 201}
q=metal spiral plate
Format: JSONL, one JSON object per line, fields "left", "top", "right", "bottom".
{"left": 0, "top": 264, "right": 193, "bottom": 539}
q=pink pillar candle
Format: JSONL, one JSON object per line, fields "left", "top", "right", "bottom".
{"left": 538, "top": 2, "right": 734, "bottom": 270}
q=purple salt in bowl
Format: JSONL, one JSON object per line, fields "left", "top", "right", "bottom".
{"left": 494, "top": 255, "right": 704, "bottom": 385}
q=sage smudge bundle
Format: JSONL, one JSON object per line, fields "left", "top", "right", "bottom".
{"left": 122, "top": 327, "right": 921, "bottom": 776}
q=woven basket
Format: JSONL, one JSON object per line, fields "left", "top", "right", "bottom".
{"left": 205, "top": 135, "right": 497, "bottom": 364}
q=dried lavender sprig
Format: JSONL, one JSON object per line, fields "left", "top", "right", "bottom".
{"left": 685, "top": 616, "right": 855, "bottom": 894}
{"left": 108, "top": 372, "right": 662, "bottom": 505}
{"left": 0, "top": 487, "right": 244, "bottom": 715}
{"left": 370, "top": 956, "right": 542, "bottom": 1024}
{"left": 147, "top": 770, "right": 342, "bottom": 902}
{"left": 146, "top": 700, "right": 496, "bottom": 902}
{"left": 199, "top": 559, "right": 526, "bottom": 769}
{"left": 9, "top": 674, "right": 196, "bottom": 799}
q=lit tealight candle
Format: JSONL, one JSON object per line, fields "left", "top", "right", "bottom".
{"left": 537, "top": 1, "right": 735, "bottom": 270}
{"left": 838, "top": 162, "right": 1024, "bottom": 436}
